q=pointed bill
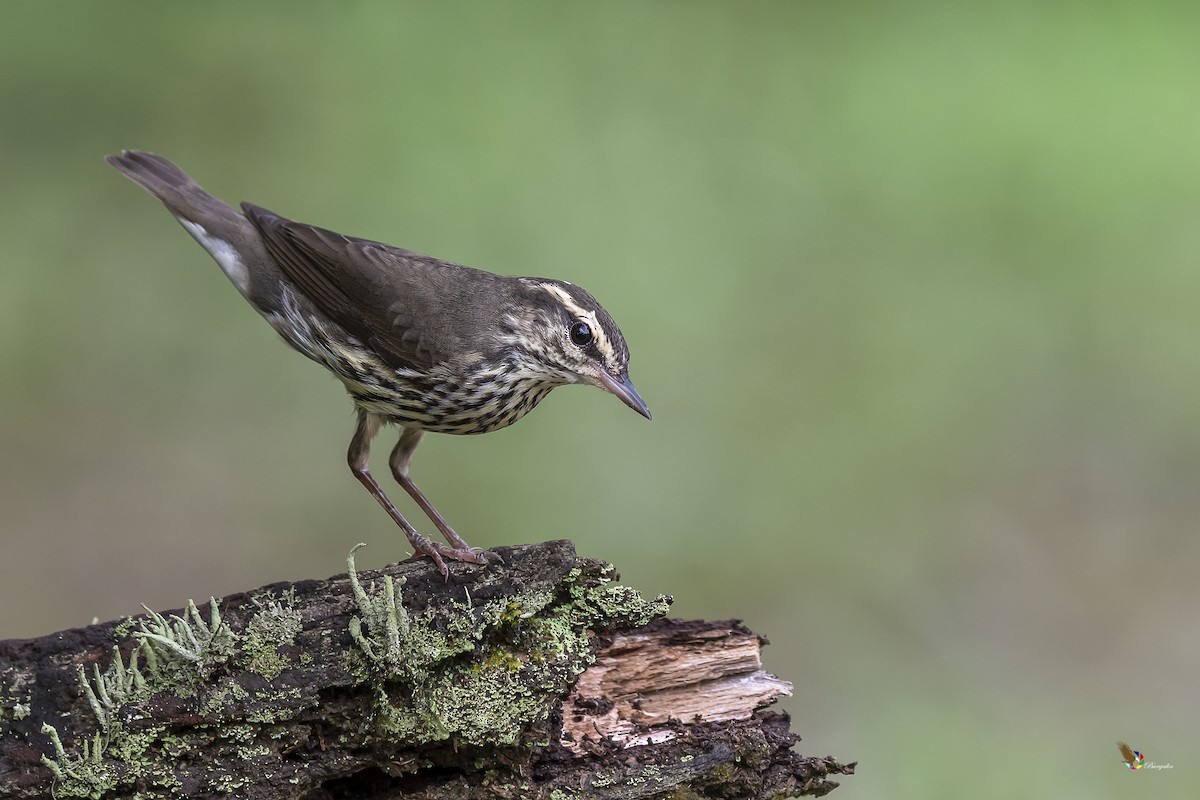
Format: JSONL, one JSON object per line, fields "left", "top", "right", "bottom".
{"left": 596, "top": 371, "right": 652, "bottom": 420}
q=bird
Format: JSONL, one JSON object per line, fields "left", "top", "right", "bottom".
{"left": 106, "top": 151, "right": 650, "bottom": 577}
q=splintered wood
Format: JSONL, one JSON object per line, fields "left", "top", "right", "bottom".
{"left": 562, "top": 619, "right": 794, "bottom": 751}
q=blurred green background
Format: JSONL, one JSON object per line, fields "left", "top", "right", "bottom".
{"left": 2, "top": 2, "right": 1197, "bottom": 797}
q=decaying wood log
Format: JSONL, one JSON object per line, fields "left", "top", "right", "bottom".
{"left": 0, "top": 540, "right": 854, "bottom": 799}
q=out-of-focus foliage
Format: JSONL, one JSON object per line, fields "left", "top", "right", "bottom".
{"left": 2, "top": 3, "right": 1196, "bottom": 797}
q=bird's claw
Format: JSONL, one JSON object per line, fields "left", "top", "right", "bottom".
{"left": 475, "top": 548, "right": 504, "bottom": 565}
{"left": 407, "top": 535, "right": 499, "bottom": 579}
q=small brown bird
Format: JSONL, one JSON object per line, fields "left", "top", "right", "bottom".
{"left": 107, "top": 151, "right": 649, "bottom": 576}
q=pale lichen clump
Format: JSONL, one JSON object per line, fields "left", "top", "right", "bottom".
{"left": 239, "top": 589, "right": 303, "bottom": 680}
{"left": 40, "top": 597, "right": 237, "bottom": 799}
{"left": 1, "top": 666, "right": 34, "bottom": 724}
{"left": 41, "top": 724, "right": 115, "bottom": 800}
{"left": 133, "top": 599, "right": 236, "bottom": 683}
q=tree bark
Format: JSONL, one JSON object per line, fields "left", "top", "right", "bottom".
{"left": 0, "top": 540, "right": 854, "bottom": 799}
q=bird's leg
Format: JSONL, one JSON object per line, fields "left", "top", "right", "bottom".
{"left": 390, "top": 427, "right": 500, "bottom": 563}
{"left": 348, "top": 413, "right": 485, "bottom": 577}
{"left": 388, "top": 428, "right": 467, "bottom": 549}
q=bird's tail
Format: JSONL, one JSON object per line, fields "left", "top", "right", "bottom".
{"left": 107, "top": 151, "right": 244, "bottom": 232}
{"left": 107, "top": 150, "right": 271, "bottom": 305}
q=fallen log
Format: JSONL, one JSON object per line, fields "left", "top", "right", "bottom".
{"left": 0, "top": 539, "right": 853, "bottom": 798}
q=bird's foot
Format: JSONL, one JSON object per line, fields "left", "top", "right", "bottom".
{"left": 429, "top": 521, "right": 500, "bottom": 563}
{"left": 432, "top": 542, "right": 504, "bottom": 569}
{"left": 458, "top": 546, "right": 504, "bottom": 566}
{"left": 406, "top": 533, "right": 498, "bottom": 578}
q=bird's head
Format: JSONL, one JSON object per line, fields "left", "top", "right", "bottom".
{"left": 504, "top": 278, "right": 651, "bottom": 420}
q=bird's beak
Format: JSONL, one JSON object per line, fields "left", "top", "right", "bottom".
{"left": 596, "top": 370, "right": 652, "bottom": 420}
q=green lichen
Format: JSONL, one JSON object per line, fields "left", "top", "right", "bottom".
{"left": 197, "top": 680, "right": 249, "bottom": 718}
{"left": 589, "top": 769, "right": 618, "bottom": 788}
{"left": 37, "top": 597, "right": 244, "bottom": 798}
{"left": 78, "top": 645, "right": 147, "bottom": 739}
{"left": 110, "top": 616, "right": 138, "bottom": 640}
{"left": 344, "top": 543, "right": 671, "bottom": 750}
{"left": 41, "top": 724, "right": 116, "bottom": 799}
{"left": 215, "top": 771, "right": 250, "bottom": 793}
{"left": 565, "top": 562, "right": 668, "bottom": 628}
{"left": 239, "top": 588, "right": 302, "bottom": 680}
{"left": 133, "top": 598, "right": 235, "bottom": 683}
{"left": 347, "top": 544, "right": 419, "bottom": 676}
{"left": 38, "top": 642, "right": 157, "bottom": 796}
{"left": 105, "top": 726, "right": 162, "bottom": 765}
{"left": 1, "top": 665, "right": 35, "bottom": 727}
{"left": 245, "top": 687, "right": 303, "bottom": 724}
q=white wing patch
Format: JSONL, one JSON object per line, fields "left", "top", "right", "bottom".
{"left": 178, "top": 219, "right": 251, "bottom": 296}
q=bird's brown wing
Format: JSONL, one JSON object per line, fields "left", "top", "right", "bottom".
{"left": 1117, "top": 742, "right": 1135, "bottom": 764}
{"left": 242, "top": 203, "right": 488, "bottom": 371}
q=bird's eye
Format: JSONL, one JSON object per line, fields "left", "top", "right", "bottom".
{"left": 569, "top": 321, "right": 594, "bottom": 347}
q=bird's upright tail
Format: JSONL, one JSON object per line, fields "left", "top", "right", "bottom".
{"left": 107, "top": 150, "right": 199, "bottom": 196}
{"left": 107, "top": 150, "right": 272, "bottom": 306}
{"left": 107, "top": 151, "right": 243, "bottom": 232}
